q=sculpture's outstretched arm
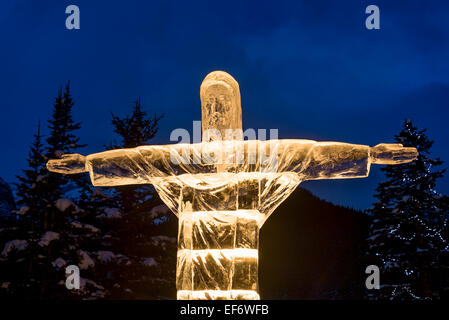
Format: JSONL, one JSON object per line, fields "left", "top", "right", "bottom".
{"left": 301, "top": 142, "right": 418, "bottom": 180}
{"left": 47, "top": 148, "right": 164, "bottom": 187}
{"left": 46, "top": 144, "right": 196, "bottom": 187}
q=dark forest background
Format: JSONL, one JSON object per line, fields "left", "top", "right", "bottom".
{"left": 0, "top": 83, "right": 448, "bottom": 300}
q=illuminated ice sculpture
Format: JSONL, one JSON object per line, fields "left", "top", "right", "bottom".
{"left": 47, "top": 71, "right": 418, "bottom": 300}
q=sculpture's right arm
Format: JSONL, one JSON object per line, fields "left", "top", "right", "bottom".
{"left": 46, "top": 146, "right": 182, "bottom": 187}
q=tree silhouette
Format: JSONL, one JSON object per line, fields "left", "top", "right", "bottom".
{"left": 108, "top": 97, "right": 176, "bottom": 299}
{"left": 365, "top": 120, "right": 449, "bottom": 300}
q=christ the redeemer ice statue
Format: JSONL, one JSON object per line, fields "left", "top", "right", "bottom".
{"left": 47, "top": 71, "right": 418, "bottom": 300}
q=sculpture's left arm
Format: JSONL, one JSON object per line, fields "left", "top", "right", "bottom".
{"left": 46, "top": 147, "right": 172, "bottom": 187}
{"left": 46, "top": 143, "right": 206, "bottom": 187}
{"left": 302, "top": 142, "right": 418, "bottom": 180}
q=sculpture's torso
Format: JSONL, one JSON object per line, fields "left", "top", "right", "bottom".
{"left": 154, "top": 172, "right": 301, "bottom": 299}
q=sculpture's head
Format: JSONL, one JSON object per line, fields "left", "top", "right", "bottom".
{"left": 200, "top": 71, "right": 243, "bottom": 142}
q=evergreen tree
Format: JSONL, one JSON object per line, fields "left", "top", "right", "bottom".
{"left": 38, "top": 82, "right": 112, "bottom": 299}
{"left": 107, "top": 98, "right": 176, "bottom": 299}
{"left": 1, "top": 83, "right": 111, "bottom": 299}
{"left": 1, "top": 88, "right": 176, "bottom": 300}
{"left": 14, "top": 121, "right": 47, "bottom": 230}
{"left": 46, "top": 81, "right": 85, "bottom": 156}
{"left": 109, "top": 97, "right": 163, "bottom": 213}
{"left": 46, "top": 82, "right": 86, "bottom": 201}
{"left": 365, "top": 120, "right": 449, "bottom": 300}
{"left": 0, "top": 122, "right": 47, "bottom": 298}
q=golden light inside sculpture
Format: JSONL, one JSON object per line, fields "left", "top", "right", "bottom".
{"left": 47, "top": 71, "right": 418, "bottom": 300}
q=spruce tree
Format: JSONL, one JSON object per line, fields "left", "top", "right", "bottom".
{"left": 109, "top": 97, "right": 163, "bottom": 213}
{"left": 365, "top": 120, "right": 449, "bottom": 300}
{"left": 46, "top": 82, "right": 86, "bottom": 201}
{"left": 1, "top": 83, "right": 110, "bottom": 299}
{"left": 108, "top": 98, "right": 176, "bottom": 299}
{"left": 0, "top": 122, "right": 47, "bottom": 298}
{"left": 46, "top": 81, "right": 85, "bottom": 156}
{"left": 15, "top": 121, "right": 47, "bottom": 230}
{"left": 39, "top": 81, "right": 111, "bottom": 299}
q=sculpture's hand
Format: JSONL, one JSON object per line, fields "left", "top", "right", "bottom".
{"left": 46, "top": 154, "right": 87, "bottom": 174}
{"left": 370, "top": 143, "right": 418, "bottom": 165}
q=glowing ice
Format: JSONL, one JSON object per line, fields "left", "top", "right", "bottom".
{"left": 47, "top": 71, "right": 418, "bottom": 300}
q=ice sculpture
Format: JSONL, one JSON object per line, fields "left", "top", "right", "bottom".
{"left": 47, "top": 71, "right": 418, "bottom": 300}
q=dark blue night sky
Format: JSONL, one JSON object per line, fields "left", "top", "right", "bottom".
{"left": 1, "top": 0, "right": 448, "bottom": 209}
